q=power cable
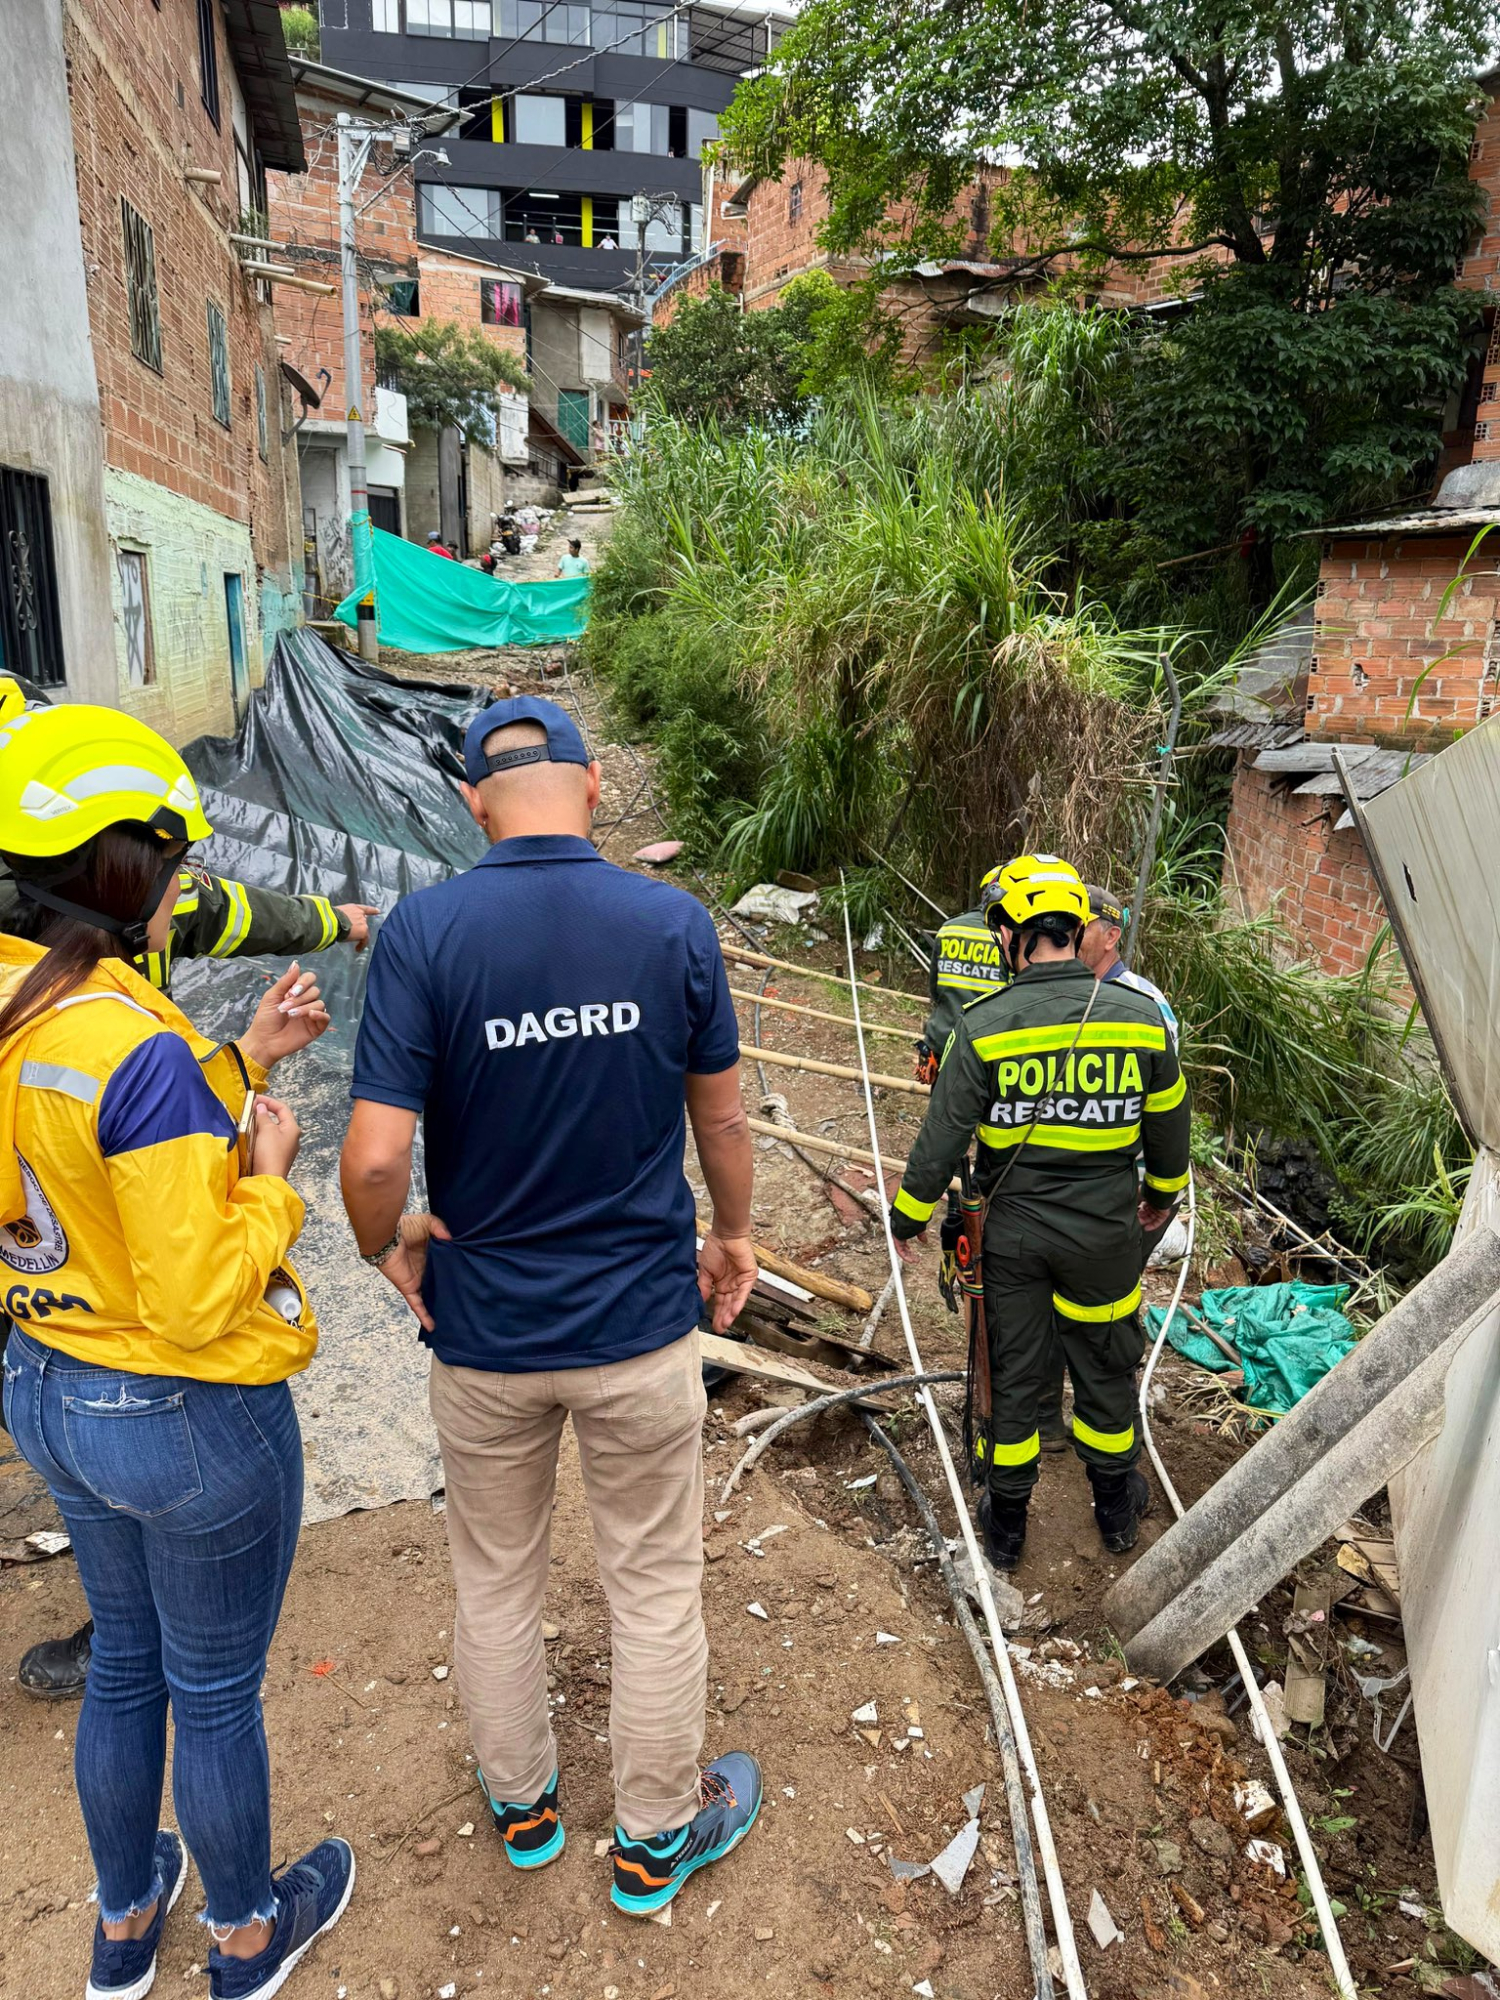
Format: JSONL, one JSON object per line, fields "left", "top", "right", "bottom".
{"left": 836, "top": 873, "right": 1088, "bottom": 2000}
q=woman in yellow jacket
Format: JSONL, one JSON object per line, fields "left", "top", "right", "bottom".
{"left": 0, "top": 686, "right": 353, "bottom": 2000}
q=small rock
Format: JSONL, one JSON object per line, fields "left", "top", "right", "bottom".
{"left": 1149, "top": 1838, "right": 1183, "bottom": 1875}
{"left": 456, "top": 1821, "right": 475, "bottom": 1838}
{"left": 414, "top": 1838, "right": 442, "bottom": 1857}
{"left": 1196, "top": 1709, "right": 1238, "bottom": 1745}
{"left": 747, "top": 1602, "right": 769, "bottom": 1620}
{"left": 380, "top": 1982, "right": 400, "bottom": 2000}
{"left": 438, "top": 1987, "right": 457, "bottom": 2000}
{"left": 755, "top": 1926, "right": 775, "bottom": 1941}
{"left": 633, "top": 841, "right": 682, "bottom": 865}
{"left": 851, "top": 1701, "right": 878, "bottom": 1726}
{"left": 913, "top": 1985, "right": 935, "bottom": 2000}
{"left": 432, "top": 1665, "right": 450, "bottom": 1681}
{"left": 875, "top": 1632, "right": 901, "bottom": 1646}
{"left": 1206, "top": 1921, "right": 1230, "bottom": 1943}
{"left": 1245, "top": 1837, "right": 1285, "bottom": 1876}
{"left": 846, "top": 1828, "right": 867, "bottom": 1844}
{"left": 542, "top": 1618, "right": 561, "bottom": 1641}
{"left": 1188, "top": 1816, "right": 1235, "bottom": 1862}
{"left": 649, "top": 1986, "right": 677, "bottom": 2000}
{"left": 594, "top": 1838, "right": 612, "bottom": 1857}
{"left": 961, "top": 1784, "right": 986, "bottom": 1818}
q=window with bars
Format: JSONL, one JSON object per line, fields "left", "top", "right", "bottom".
{"left": 121, "top": 201, "right": 163, "bottom": 373}
{"left": 788, "top": 182, "right": 803, "bottom": 224}
{"left": 117, "top": 548, "right": 156, "bottom": 687}
{"left": 197, "top": 0, "right": 220, "bottom": 126}
{"left": 255, "top": 365, "right": 269, "bottom": 460}
{"left": 207, "top": 302, "right": 231, "bottom": 428}
{"left": 0, "top": 466, "right": 66, "bottom": 688}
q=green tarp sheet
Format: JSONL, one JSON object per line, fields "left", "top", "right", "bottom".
{"left": 1145, "top": 1282, "right": 1358, "bottom": 1417}
{"left": 334, "top": 524, "right": 589, "bottom": 654}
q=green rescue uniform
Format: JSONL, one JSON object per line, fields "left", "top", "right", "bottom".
{"left": 922, "top": 904, "right": 1010, "bottom": 1053}
{"left": 0, "top": 864, "right": 350, "bottom": 993}
{"left": 894, "top": 958, "right": 1191, "bottom": 1500}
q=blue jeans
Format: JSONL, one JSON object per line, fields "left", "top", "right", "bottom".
{"left": 2, "top": 1328, "right": 303, "bottom": 1927}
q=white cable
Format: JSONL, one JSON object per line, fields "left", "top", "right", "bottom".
{"left": 1138, "top": 1172, "right": 1358, "bottom": 2000}
{"left": 838, "top": 886, "right": 1089, "bottom": 2000}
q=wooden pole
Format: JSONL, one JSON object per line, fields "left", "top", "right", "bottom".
{"left": 695, "top": 1227, "right": 874, "bottom": 1313}
{"left": 746, "top": 1115, "right": 958, "bottom": 1191}
{"left": 742, "top": 1042, "right": 928, "bottom": 1096}
{"left": 729, "top": 986, "right": 913, "bottom": 1044}
{"left": 721, "top": 942, "right": 927, "bottom": 1010}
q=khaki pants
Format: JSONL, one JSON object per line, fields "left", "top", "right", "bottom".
{"left": 429, "top": 1330, "right": 708, "bottom": 1839}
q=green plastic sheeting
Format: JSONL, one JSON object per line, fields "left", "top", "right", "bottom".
{"left": 334, "top": 524, "right": 589, "bottom": 653}
{"left": 1145, "top": 1282, "right": 1358, "bottom": 1417}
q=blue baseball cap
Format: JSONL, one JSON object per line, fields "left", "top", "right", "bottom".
{"left": 463, "top": 694, "right": 591, "bottom": 785}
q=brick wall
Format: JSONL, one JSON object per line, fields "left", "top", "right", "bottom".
{"left": 1308, "top": 534, "right": 1500, "bottom": 747}
{"left": 65, "top": 0, "right": 301, "bottom": 736}
{"left": 266, "top": 91, "right": 418, "bottom": 417}
{"left": 1222, "top": 761, "right": 1391, "bottom": 977}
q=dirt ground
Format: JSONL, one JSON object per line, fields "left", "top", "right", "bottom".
{"left": 0, "top": 505, "right": 1462, "bottom": 2000}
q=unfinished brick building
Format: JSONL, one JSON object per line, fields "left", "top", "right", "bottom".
{"left": 1, "top": 0, "right": 306, "bottom": 741}
{"left": 1217, "top": 69, "right": 1500, "bottom": 978}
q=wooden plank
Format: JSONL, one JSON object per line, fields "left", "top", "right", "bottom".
{"left": 699, "top": 1330, "right": 829, "bottom": 1392}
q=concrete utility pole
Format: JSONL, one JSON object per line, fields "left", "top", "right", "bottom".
{"left": 337, "top": 113, "right": 380, "bottom": 664}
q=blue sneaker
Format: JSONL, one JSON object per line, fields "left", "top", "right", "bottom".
{"left": 86, "top": 1829, "right": 189, "bottom": 2000}
{"left": 208, "top": 1839, "right": 354, "bottom": 2000}
{"left": 482, "top": 1766, "right": 565, "bottom": 1870}
{"left": 610, "top": 1753, "right": 762, "bottom": 1917}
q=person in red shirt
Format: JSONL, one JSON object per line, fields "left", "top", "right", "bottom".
{"left": 426, "top": 532, "right": 457, "bottom": 561}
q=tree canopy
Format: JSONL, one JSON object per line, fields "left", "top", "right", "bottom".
{"left": 724, "top": 1, "right": 1496, "bottom": 586}
{"left": 372, "top": 317, "right": 530, "bottom": 444}
{"left": 645, "top": 274, "right": 905, "bottom": 428}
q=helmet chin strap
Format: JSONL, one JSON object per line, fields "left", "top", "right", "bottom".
{"left": 16, "top": 852, "right": 182, "bottom": 958}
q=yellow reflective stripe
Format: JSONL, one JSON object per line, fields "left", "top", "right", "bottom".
{"left": 1145, "top": 1167, "right": 1191, "bottom": 1194}
{"left": 893, "top": 1186, "right": 937, "bottom": 1224}
{"left": 1072, "top": 1417, "right": 1135, "bottom": 1454}
{"left": 1053, "top": 1284, "right": 1142, "bottom": 1323}
{"left": 975, "top": 1431, "right": 1039, "bottom": 1467}
{"left": 1145, "top": 1074, "right": 1186, "bottom": 1113}
{"left": 172, "top": 869, "right": 200, "bottom": 916}
{"left": 208, "top": 879, "right": 252, "bottom": 958}
{"left": 972, "top": 1021, "right": 1166, "bottom": 1061}
{"left": 978, "top": 1122, "right": 1141, "bottom": 1152}
{"left": 936, "top": 970, "right": 1000, "bottom": 990}
{"left": 304, "top": 894, "right": 338, "bottom": 949}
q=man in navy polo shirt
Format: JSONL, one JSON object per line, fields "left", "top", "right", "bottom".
{"left": 340, "top": 695, "right": 763, "bottom": 1916}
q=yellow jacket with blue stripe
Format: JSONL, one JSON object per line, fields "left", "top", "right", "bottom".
{"left": 896, "top": 956, "right": 1191, "bottom": 1225}
{"left": 0, "top": 937, "right": 316, "bottom": 1384}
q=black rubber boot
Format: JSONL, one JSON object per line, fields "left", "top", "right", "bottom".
{"left": 1089, "top": 1468, "right": 1154, "bottom": 1555}
{"left": 18, "top": 1619, "right": 92, "bottom": 1700}
{"left": 1037, "top": 1405, "right": 1071, "bottom": 1454}
{"left": 978, "top": 1492, "right": 1029, "bottom": 1572}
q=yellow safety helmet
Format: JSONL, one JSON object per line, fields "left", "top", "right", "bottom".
{"left": 980, "top": 852, "right": 1090, "bottom": 931}
{"left": 0, "top": 678, "right": 211, "bottom": 860}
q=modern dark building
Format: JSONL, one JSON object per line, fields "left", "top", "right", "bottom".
{"left": 312, "top": 0, "right": 786, "bottom": 293}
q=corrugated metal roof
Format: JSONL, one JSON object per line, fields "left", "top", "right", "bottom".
{"left": 1205, "top": 719, "right": 1305, "bottom": 750}
{"left": 1306, "top": 507, "right": 1500, "bottom": 540}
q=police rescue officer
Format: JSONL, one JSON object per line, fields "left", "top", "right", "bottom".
{"left": 890, "top": 855, "right": 1191, "bottom": 1569}
{"left": 914, "top": 864, "right": 1008, "bottom": 1083}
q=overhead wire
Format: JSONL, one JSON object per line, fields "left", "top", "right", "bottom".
{"left": 836, "top": 873, "right": 1089, "bottom": 2000}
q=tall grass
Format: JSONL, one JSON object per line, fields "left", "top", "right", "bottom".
{"left": 589, "top": 387, "right": 1470, "bottom": 1276}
